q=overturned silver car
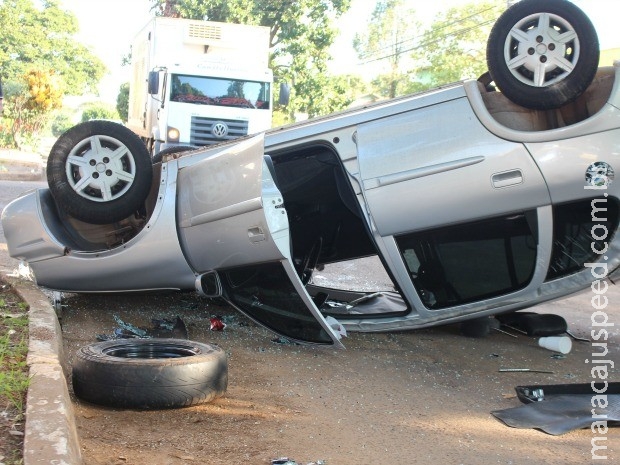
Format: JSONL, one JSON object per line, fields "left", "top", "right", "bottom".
{"left": 2, "top": 0, "right": 618, "bottom": 347}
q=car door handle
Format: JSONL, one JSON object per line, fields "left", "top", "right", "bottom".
{"left": 248, "top": 226, "right": 266, "bottom": 243}
{"left": 492, "top": 169, "right": 523, "bottom": 188}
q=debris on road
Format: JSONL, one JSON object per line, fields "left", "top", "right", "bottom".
{"left": 498, "top": 368, "right": 554, "bottom": 374}
{"left": 96, "top": 315, "right": 188, "bottom": 340}
{"left": 209, "top": 316, "right": 226, "bottom": 331}
{"left": 492, "top": 382, "right": 620, "bottom": 435}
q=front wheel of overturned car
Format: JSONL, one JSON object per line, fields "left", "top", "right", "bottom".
{"left": 486, "top": 0, "right": 599, "bottom": 110}
{"left": 47, "top": 120, "right": 153, "bottom": 224}
{"left": 72, "top": 339, "right": 228, "bottom": 409}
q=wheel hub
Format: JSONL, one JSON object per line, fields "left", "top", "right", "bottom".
{"left": 506, "top": 12, "right": 578, "bottom": 88}
{"left": 66, "top": 135, "right": 137, "bottom": 202}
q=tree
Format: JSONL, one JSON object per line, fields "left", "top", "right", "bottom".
{"left": 0, "top": 0, "right": 107, "bottom": 148}
{"left": 0, "top": 0, "right": 105, "bottom": 95}
{"left": 2, "top": 68, "right": 62, "bottom": 149}
{"left": 353, "top": 0, "right": 420, "bottom": 99}
{"left": 116, "top": 83, "right": 130, "bottom": 123}
{"left": 80, "top": 102, "right": 120, "bottom": 123}
{"left": 405, "top": 0, "right": 504, "bottom": 92}
{"left": 149, "top": 0, "right": 352, "bottom": 121}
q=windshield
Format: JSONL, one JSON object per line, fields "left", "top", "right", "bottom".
{"left": 170, "top": 74, "right": 270, "bottom": 109}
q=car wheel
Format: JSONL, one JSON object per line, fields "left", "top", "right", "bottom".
{"left": 486, "top": 0, "right": 599, "bottom": 110}
{"left": 72, "top": 339, "right": 228, "bottom": 409}
{"left": 47, "top": 120, "right": 153, "bottom": 224}
{"left": 152, "top": 145, "right": 198, "bottom": 164}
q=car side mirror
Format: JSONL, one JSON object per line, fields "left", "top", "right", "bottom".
{"left": 279, "top": 82, "right": 290, "bottom": 106}
{"left": 147, "top": 71, "right": 159, "bottom": 95}
{"left": 195, "top": 272, "right": 222, "bottom": 298}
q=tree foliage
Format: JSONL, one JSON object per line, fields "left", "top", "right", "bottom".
{"left": 80, "top": 102, "right": 120, "bottom": 123}
{"left": 406, "top": 0, "right": 504, "bottom": 91}
{"left": 116, "top": 82, "right": 130, "bottom": 123}
{"left": 353, "top": 0, "right": 420, "bottom": 99}
{"left": 0, "top": 0, "right": 107, "bottom": 147}
{"left": 150, "top": 0, "right": 353, "bottom": 121}
{"left": 0, "top": 0, "right": 105, "bottom": 95}
{"left": 353, "top": 0, "right": 504, "bottom": 98}
{"left": 1, "top": 68, "right": 63, "bottom": 149}
{"left": 24, "top": 69, "right": 63, "bottom": 112}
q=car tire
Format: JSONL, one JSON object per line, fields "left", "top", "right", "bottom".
{"left": 152, "top": 145, "right": 198, "bottom": 164}
{"left": 486, "top": 0, "right": 599, "bottom": 110}
{"left": 72, "top": 339, "right": 228, "bottom": 409}
{"left": 47, "top": 120, "right": 153, "bottom": 224}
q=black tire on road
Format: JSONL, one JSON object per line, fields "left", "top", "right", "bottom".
{"left": 72, "top": 339, "right": 228, "bottom": 409}
{"left": 47, "top": 120, "right": 153, "bottom": 224}
{"left": 152, "top": 145, "right": 199, "bottom": 164}
{"left": 487, "top": 0, "right": 599, "bottom": 110}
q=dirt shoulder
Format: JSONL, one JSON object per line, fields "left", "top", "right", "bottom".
{"left": 56, "top": 288, "right": 619, "bottom": 465}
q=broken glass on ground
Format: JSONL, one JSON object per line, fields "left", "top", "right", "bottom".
{"left": 96, "top": 315, "right": 188, "bottom": 341}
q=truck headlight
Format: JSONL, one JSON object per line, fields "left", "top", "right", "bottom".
{"left": 167, "top": 126, "right": 180, "bottom": 142}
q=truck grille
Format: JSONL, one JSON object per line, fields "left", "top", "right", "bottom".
{"left": 190, "top": 117, "right": 249, "bottom": 146}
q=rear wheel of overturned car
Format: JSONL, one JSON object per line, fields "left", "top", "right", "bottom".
{"left": 47, "top": 120, "right": 153, "bottom": 224}
{"left": 72, "top": 339, "right": 228, "bottom": 409}
{"left": 487, "top": 0, "right": 599, "bottom": 110}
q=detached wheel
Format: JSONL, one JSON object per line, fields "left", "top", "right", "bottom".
{"left": 47, "top": 120, "right": 153, "bottom": 224}
{"left": 152, "top": 145, "right": 198, "bottom": 164}
{"left": 72, "top": 339, "right": 228, "bottom": 409}
{"left": 487, "top": 0, "right": 599, "bottom": 109}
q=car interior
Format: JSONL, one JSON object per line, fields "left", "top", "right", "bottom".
{"left": 476, "top": 66, "right": 615, "bottom": 132}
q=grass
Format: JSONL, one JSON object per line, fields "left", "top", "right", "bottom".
{"left": 0, "top": 284, "right": 29, "bottom": 465}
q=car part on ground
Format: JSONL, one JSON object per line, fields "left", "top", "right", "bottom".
{"left": 72, "top": 339, "right": 228, "bottom": 409}
{"left": 46, "top": 120, "right": 153, "bottom": 224}
{"left": 492, "top": 383, "right": 620, "bottom": 435}
{"left": 495, "top": 312, "right": 567, "bottom": 337}
{"left": 152, "top": 144, "right": 199, "bottom": 164}
{"left": 487, "top": 0, "right": 599, "bottom": 110}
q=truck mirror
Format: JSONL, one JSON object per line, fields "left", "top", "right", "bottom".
{"left": 147, "top": 71, "right": 159, "bottom": 95}
{"left": 279, "top": 82, "right": 290, "bottom": 106}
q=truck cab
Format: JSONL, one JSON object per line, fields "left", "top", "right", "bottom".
{"left": 127, "top": 18, "right": 276, "bottom": 156}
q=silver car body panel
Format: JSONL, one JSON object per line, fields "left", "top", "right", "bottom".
{"left": 177, "top": 134, "right": 290, "bottom": 270}
{"left": 2, "top": 162, "right": 197, "bottom": 292}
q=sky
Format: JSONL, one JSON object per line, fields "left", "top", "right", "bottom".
{"left": 59, "top": 0, "right": 620, "bottom": 103}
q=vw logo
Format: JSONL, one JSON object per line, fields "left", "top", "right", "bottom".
{"left": 211, "top": 122, "right": 229, "bottom": 138}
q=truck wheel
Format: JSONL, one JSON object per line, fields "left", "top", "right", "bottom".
{"left": 152, "top": 145, "right": 199, "bottom": 164}
{"left": 47, "top": 120, "right": 153, "bottom": 224}
{"left": 72, "top": 339, "right": 228, "bottom": 409}
{"left": 487, "top": 0, "right": 599, "bottom": 110}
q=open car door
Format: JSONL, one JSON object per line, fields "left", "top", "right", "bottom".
{"left": 176, "top": 134, "right": 344, "bottom": 347}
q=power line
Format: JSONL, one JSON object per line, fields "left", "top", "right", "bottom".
{"left": 356, "top": 4, "right": 503, "bottom": 65}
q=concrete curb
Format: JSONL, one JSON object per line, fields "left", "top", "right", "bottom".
{"left": 0, "top": 149, "right": 46, "bottom": 182}
{"left": 2, "top": 274, "right": 82, "bottom": 465}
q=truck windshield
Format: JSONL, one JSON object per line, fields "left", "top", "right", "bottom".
{"left": 170, "top": 74, "right": 270, "bottom": 109}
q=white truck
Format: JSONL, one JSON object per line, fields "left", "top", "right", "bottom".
{"left": 127, "top": 17, "right": 284, "bottom": 156}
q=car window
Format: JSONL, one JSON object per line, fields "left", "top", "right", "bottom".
{"left": 546, "top": 197, "right": 619, "bottom": 281}
{"left": 395, "top": 212, "right": 538, "bottom": 309}
{"left": 220, "top": 261, "right": 336, "bottom": 344}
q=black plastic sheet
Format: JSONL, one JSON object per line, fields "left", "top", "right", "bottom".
{"left": 492, "top": 383, "right": 620, "bottom": 435}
